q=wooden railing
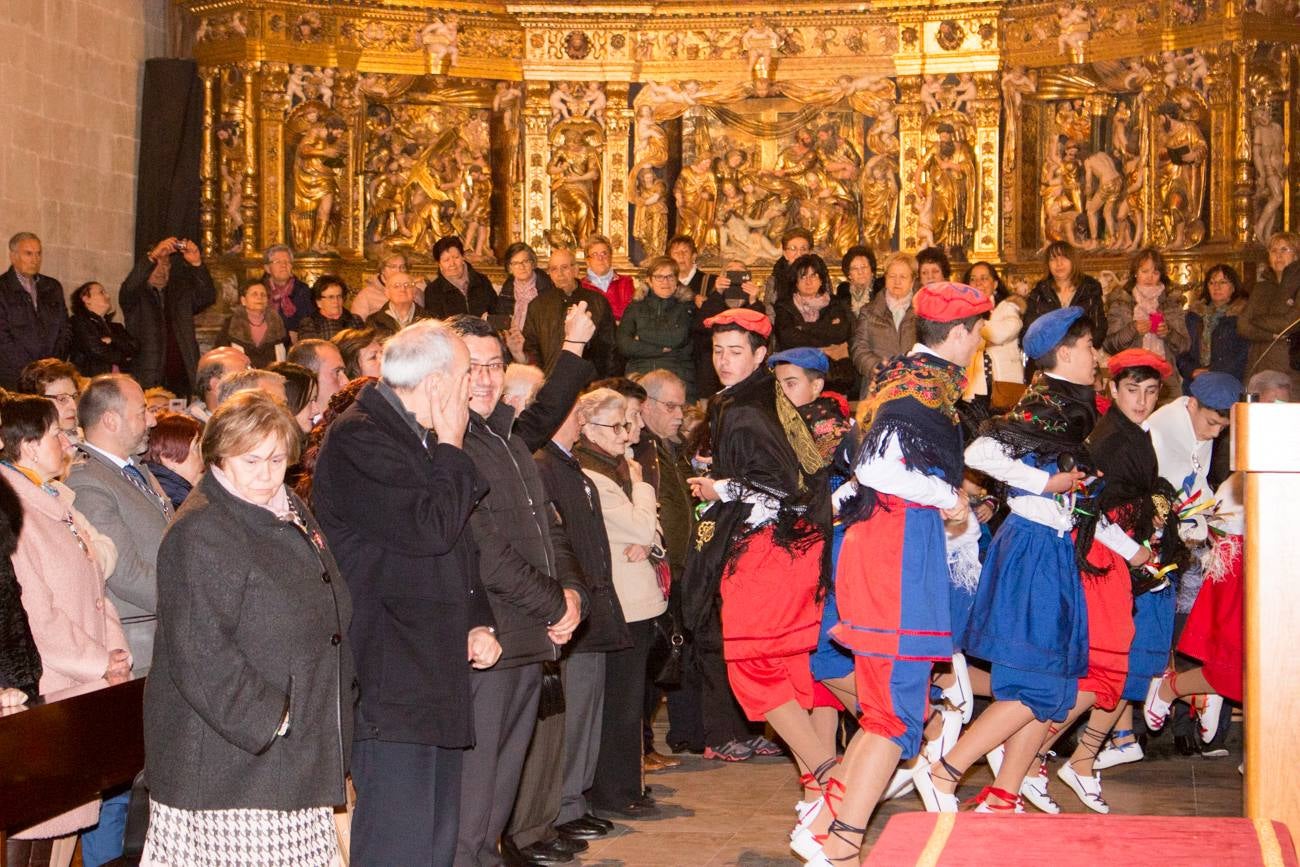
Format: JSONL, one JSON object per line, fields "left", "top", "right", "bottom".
{"left": 0, "top": 677, "right": 145, "bottom": 867}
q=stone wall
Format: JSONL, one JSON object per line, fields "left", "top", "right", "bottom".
{"left": 0, "top": 0, "right": 170, "bottom": 299}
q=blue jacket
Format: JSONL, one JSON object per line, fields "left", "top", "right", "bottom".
{"left": 1177, "top": 297, "right": 1248, "bottom": 384}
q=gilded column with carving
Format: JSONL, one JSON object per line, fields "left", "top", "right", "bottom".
{"left": 240, "top": 61, "right": 260, "bottom": 260}
{"left": 522, "top": 81, "right": 551, "bottom": 251}
{"left": 603, "top": 82, "right": 633, "bottom": 263}
{"left": 1206, "top": 46, "right": 1235, "bottom": 243}
{"left": 896, "top": 75, "right": 924, "bottom": 251}
{"left": 199, "top": 69, "right": 218, "bottom": 260}
{"left": 1232, "top": 41, "right": 1256, "bottom": 245}
{"left": 257, "top": 62, "right": 288, "bottom": 253}
{"left": 971, "top": 72, "right": 1001, "bottom": 260}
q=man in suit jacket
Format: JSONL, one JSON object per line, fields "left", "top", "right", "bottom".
{"left": 311, "top": 320, "right": 502, "bottom": 867}
{"left": 64, "top": 373, "right": 172, "bottom": 867}
{"left": 119, "top": 237, "right": 216, "bottom": 395}
{"left": 0, "top": 232, "right": 70, "bottom": 389}
{"left": 65, "top": 375, "right": 171, "bottom": 667}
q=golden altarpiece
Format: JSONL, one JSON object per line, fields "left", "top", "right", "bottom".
{"left": 180, "top": 0, "right": 1300, "bottom": 297}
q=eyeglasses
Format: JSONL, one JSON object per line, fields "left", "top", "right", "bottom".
{"left": 650, "top": 273, "right": 676, "bottom": 281}
{"left": 508, "top": 258, "right": 534, "bottom": 268}
{"left": 469, "top": 361, "right": 506, "bottom": 375}
{"left": 46, "top": 393, "right": 78, "bottom": 405}
{"left": 588, "top": 421, "right": 632, "bottom": 434}
{"left": 319, "top": 293, "right": 344, "bottom": 301}
{"left": 650, "top": 396, "right": 686, "bottom": 412}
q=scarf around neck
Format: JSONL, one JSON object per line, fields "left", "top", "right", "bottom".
{"left": 980, "top": 372, "right": 1098, "bottom": 463}
{"left": 885, "top": 291, "right": 913, "bottom": 328}
{"left": 511, "top": 274, "right": 538, "bottom": 330}
{"left": 1132, "top": 283, "right": 1167, "bottom": 357}
{"left": 269, "top": 277, "right": 297, "bottom": 319}
{"left": 573, "top": 436, "right": 633, "bottom": 498}
{"left": 792, "top": 290, "right": 831, "bottom": 323}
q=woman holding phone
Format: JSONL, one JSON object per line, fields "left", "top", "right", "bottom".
{"left": 1105, "top": 248, "right": 1189, "bottom": 393}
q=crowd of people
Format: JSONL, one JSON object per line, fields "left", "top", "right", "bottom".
{"left": 0, "top": 222, "right": 1294, "bottom": 867}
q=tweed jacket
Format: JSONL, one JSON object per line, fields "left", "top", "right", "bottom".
{"left": 144, "top": 473, "right": 355, "bottom": 811}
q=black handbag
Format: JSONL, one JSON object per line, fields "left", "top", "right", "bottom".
{"left": 648, "top": 613, "right": 685, "bottom": 688}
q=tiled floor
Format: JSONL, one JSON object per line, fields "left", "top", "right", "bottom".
{"left": 574, "top": 728, "right": 1243, "bottom": 866}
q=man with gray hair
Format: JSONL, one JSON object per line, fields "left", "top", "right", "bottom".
{"left": 260, "top": 244, "right": 316, "bottom": 340}
{"left": 1247, "top": 368, "right": 1292, "bottom": 403}
{"left": 0, "top": 231, "right": 69, "bottom": 389}
{"left": 312, "top": 319, "right": 502, "bottom": 866}
{"left": 215, "top": 367, "right": 287, "bottom": 406}
{"left": 120, "top": 236, "right": 216, "bottom": 393}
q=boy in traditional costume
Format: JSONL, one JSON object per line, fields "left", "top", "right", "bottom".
{"left": 681, "top": 308, "right": 833, "bottom": 817}
{"left": 794, "top": 282, "right": 990, "bottom": 865}
{"left": 914, "top": 307, "right": 1153, "bottom": 813}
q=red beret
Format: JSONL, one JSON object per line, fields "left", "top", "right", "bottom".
{"left": 1107, "top": 348, "right": 1172, "bottom": 379}
{"left": 703, "top": 306, "right": 772, "bottom": 338}
{"left": 913, "top": 281, "right": 994, "bottom": 322}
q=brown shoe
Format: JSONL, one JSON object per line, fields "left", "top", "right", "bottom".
{"left": 643, "top": 750, "right": 681, "bottom": 772}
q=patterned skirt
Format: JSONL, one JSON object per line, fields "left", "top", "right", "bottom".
{"left": 141, "top": 800, "right": 341, "bottom": 867}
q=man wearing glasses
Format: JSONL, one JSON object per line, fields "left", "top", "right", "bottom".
{"left": 580, "top": 234, "right": 635, "bottom": 321}
{"left": 523, "top": 247, "right": 618, "bottom": 376}
{"left": 444, "top": 308, "right": 598, "bottom": 866}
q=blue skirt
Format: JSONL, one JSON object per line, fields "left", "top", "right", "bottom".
{"left": 961, "top": 514, "right": 1088, "bottom": 678}
{"left": 811, "top": 522, "right": 854, "bottom": 682}
{"left": 1121, "top": 583, "right": 1176, "bottom": 701}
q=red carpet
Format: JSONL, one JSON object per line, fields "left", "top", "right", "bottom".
{"left": 864, "top": 813, "right": 1296, "bottom": 866}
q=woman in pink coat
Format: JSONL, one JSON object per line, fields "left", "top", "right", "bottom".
{"left": 1, "top": 393, "right": 125, "bottom": 862}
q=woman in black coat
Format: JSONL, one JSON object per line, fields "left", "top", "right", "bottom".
{"left": 68, "top": 281, "right": 139, "bottom": 376}
{"left": 1177, "top": 264, "right": 1250, "bottom": 385}
{"left": 424, "top": 236, "right": 497, "bottom": 319}
{"left": 1023, "top": 240, "right": 1106, "bottom": 346}
{"left": 143, "top": 391, "right": 354, "bottom": 864}
{"left": 772, "top": 254, "right": 855, "bottom": 395}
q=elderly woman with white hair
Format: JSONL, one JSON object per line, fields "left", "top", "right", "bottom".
{"left": 576, "top": 387, "right": 668, "bottom": 817}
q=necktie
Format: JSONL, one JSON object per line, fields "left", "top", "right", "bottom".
{"left": 123, "top": 463, "right": 173, "bottom": 519}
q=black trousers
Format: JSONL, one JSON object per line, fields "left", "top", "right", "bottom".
{"left": 351, "top": 738, "right": 463, "bottom": 867}
{"left": 698, "top": 641, "right": 751, "bottom": 749}
{"left": 591, "top": 619, "right": 654, "bottom": 809}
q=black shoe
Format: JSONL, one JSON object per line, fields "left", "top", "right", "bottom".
{"left": 581, "top": 813, "right": 615, "bottom": 832}
{"left": 550, "top": 836, "right": 589, "bottom": 855}
{"left": 596, "top": 799, "right": 662, "bottom": 819}
{"left": 667, "top": 740, "right": 704, "bottom": 755}
{"left": 500, "top": 837, "right": 537, "bottom": 867}
{"left": 555, "top": 818, "right": 605, "bottom": 840}
{"left": 1174, "top": 735, "right": 1199, "bottom": 756}
{"left": 518, "top": 838, "right": 575, "bottom": 865}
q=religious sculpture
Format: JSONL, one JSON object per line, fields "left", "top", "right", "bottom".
{"left": 915, "top": 121, "right": 976, "bottom": 253}
{"left": 674, "top": 153, "right": 718, "bottom": 251}
{"left": 493, "top": 81, "right": 524, "bottom": 184}
{"left": 1251, "top": 102, "right": 1285, "bottom": 243}
{"left": 1001, "top": 66, "right": 1037, "bottom": 168}
{"left": 1155, "top": 100, "right": 1208, "bottom": 249}
{"left": 288, "top": 103, "right": 348, "bottom": 254}
{"left": 861, "top": 155, "right": 899, "bottom": 249}
{"left": 547, "top": 121, "right": 601, "bottom": 248}
{"left": 215, "top": 119, "right": 245, "bottom": 253}
{"left": 1057, "top": 3, "right": 1091, "bottom": 63}
{"left": 1083, "top": 149, "right": 1125, "bottom": 249}
{"left": 417, "top": 15, "right": 459, "bottom": 73}
{"left": 631, "top": 167, "right": 668, "bottom": 262}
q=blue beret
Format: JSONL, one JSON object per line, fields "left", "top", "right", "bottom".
{"left": 1023, "top": 306, "right": 1085, "bottom": 360}
{"left": 767, "top": 347, "right": 830, "bottom": 374}
{"left": 1188, "top": 371, "right": 1241, "bottom": 411}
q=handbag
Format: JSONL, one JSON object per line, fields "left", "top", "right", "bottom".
{"left": 648, "top": 612, "right": 685, "bottom": 688}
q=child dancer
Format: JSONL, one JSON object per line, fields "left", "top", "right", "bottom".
{"left": 914, "top": 308, "right": 1150, "bottom": 813}
{"left": 796, "top": 282, "right": 991, "bottom": 864}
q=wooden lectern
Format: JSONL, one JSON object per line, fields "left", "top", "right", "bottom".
{"left": 1235, "top": 401, "right": 1300, "bottom": 841}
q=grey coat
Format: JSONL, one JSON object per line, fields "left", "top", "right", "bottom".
{"left": 144, "top": 473, "right": 355, "bottom": 811}
{"left": 65, "top": 445, "right": 172, "bottom": 670}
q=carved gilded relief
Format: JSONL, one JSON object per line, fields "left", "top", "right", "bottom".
{"left": 184, "top": 0, "right": 1297, "bottom": 289}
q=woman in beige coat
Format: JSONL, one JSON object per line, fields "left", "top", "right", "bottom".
{"left": 1, "top": 394, "right": 124, "bottom": 863}
{"left": 573, "top": 387, "right": 667, "bottom": 816}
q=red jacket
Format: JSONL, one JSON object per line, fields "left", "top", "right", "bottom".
{"left": 582, "top": 272, "right": 636, "bottom": 321}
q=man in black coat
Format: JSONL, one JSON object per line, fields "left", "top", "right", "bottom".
{"left": 311, "top": 319, "right": 502, "bottom": 867}
{"left": 524, "top": 247, "right": 618, "bottom": 377}
{"left": 119, "top": 237, "right": 216, "bottom": 395}
{"left": 445, "top": 312, "right": 596, "bottom": 866}
{"left": 0, "top": 232, "right": 70, "bottom": 389}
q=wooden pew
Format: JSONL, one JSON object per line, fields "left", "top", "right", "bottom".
{"left": 0, "top": 677, "right": 145, "bottom": 867}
